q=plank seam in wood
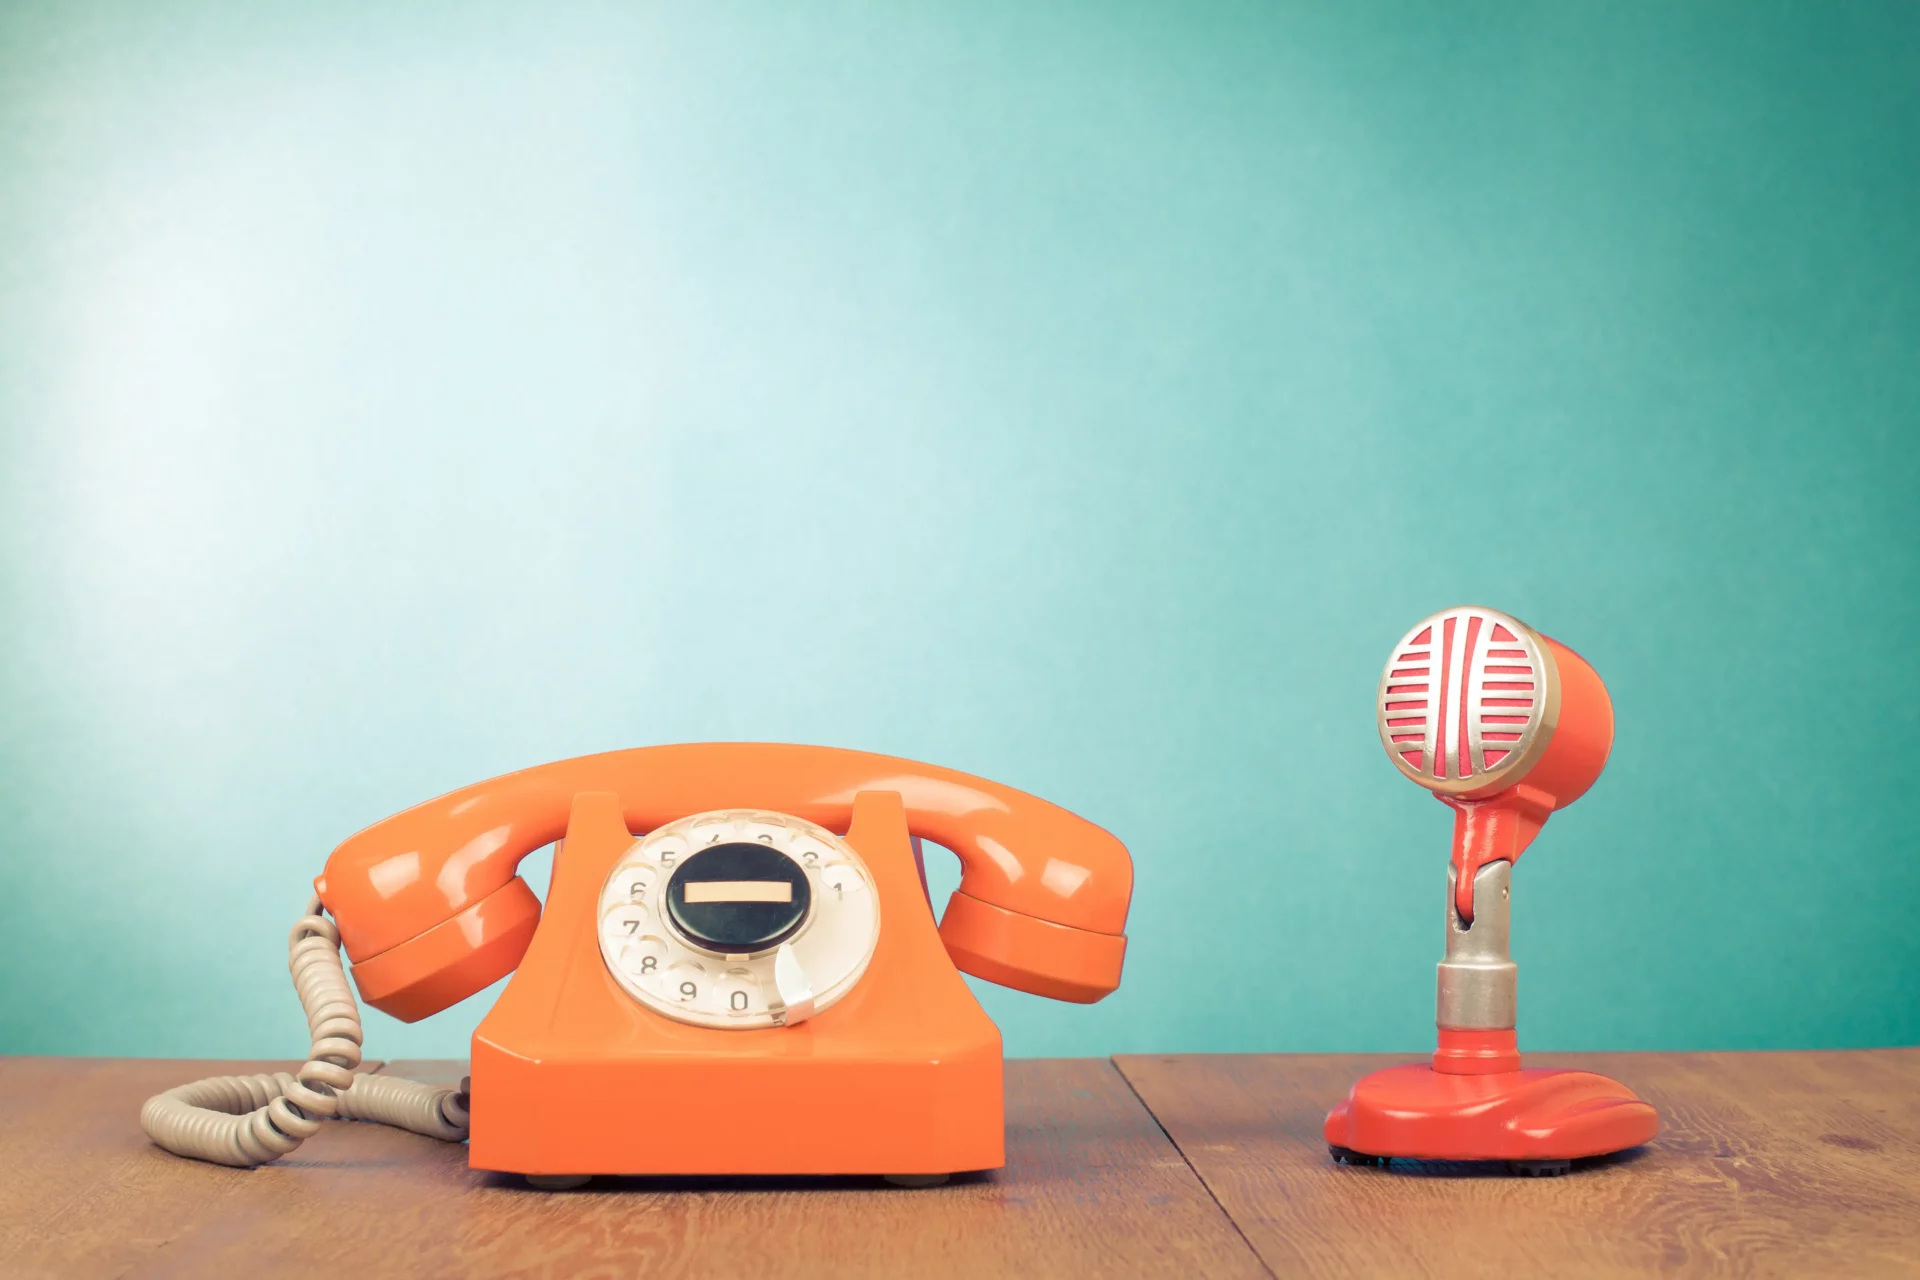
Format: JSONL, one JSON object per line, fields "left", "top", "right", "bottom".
{"left": 1110, "top": 1055, "right": 1279, "bottom": 1280}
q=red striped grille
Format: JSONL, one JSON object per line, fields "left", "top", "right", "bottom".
{"left": 1377, "top": 607, "right": 1551, "bottom": 792}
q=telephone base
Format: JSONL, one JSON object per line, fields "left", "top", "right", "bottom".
{"left": 467, "top": 788, "right": 1006, "bottom": 1180}
{"left": 1324, "top": 1061, "right": 1658, "bottom": 1166}
{"left": 469, "top": 1035, "right": 1002, "bottom": 1179}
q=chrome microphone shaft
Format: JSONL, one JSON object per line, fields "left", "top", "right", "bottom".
{"left": 1437, "top": 860, "right": 1516, "bottom": 1031}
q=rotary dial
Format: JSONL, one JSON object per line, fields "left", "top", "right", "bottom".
{"left": 597, "top": 809, "right": 880, "bottom": 1029}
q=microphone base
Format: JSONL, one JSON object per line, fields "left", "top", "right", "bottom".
{"left": 1324, "top": 1061, "right": 1659, "bottom": 1167}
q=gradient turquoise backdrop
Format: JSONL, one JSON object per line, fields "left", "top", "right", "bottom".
{"left": 2, "top": 2, "right": 1916, "bottom": 1062}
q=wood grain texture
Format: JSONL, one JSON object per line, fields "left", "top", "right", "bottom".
{"left": 0, "top": 1056, "right": 1265, "bottom": 1280}
{"left": 1114, "top": 1049, "right": 1920, "bottom": 1280}
{"left": 0, "top": 1057, "right": 368, "bottom": 1279}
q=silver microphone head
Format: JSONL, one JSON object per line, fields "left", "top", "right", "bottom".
{"left": 1377, "top": 605, "right": 1563, "bottom": 798}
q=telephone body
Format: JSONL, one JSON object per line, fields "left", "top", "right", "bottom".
{"left": 309, "top": 743, "right": 1132, "bottom": 1180}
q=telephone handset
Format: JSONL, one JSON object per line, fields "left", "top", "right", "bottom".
{"left": 143, "top": 744, "right": 1133, "bottom": 1183}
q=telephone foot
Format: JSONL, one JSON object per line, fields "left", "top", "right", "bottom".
{"left": 882, "top": 1173, "right": 950, "bottom": 1187}
{"left": 525, "top": 1174, "right": 592, "bottom": 1190}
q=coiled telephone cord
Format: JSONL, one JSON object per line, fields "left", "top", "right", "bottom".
{"left": 140, "top": 897, "right": 471, "bottom": 1168}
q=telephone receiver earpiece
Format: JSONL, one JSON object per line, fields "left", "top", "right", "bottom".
{"left": 1378, "top": 607, "right": 1614, "bottom": 921}
{"left": 316, "top": 743, "right": 1133, "bottom": 1020}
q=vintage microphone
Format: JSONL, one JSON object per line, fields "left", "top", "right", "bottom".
{"left": 1324, "top": 605, "right": 1660, "bottom": 1175}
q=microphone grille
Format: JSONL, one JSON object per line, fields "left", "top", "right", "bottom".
{"left": 1378, "top": 606, "right": 1559, "bottom": 795}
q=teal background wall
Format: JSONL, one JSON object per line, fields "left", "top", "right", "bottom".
{"left": 2, "top": 1, "right": 1915, "bottom": 1062}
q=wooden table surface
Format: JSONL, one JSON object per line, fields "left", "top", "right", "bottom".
{"left": 1, "top": 1050, "right": 1914, "bottom": 1278}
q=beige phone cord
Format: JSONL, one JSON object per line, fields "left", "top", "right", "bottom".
{"left": 140, "top": 897, "right": 471, "bottom": 1167}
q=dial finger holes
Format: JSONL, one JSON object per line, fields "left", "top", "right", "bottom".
{"left": 668, "top": 960, "right": 706, "bottom": 1003}
{"left": 820, "top": 864, "right": 866, "bottom": 904}
{"left": 615, "top": 866, "right": 656, "bottom": 904}
{"left": 690, "top": 819, "right": 736, "bottom": 848}
{"left": 720, "top": 968, "right": 761, "bottom": 1018}
{"left": 618, "top": 934, "right": 669, "bottom": 983}
{"left": 602, "top": 904, "right": 650, "bottom": 949}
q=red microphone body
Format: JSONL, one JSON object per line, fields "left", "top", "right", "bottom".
{"left": 1325, "top": 606, "right": 1659, "bottom": 1174}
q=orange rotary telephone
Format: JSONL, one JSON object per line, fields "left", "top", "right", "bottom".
{"left": 142, "top": 744, "right": 1133, "bottom": 1185}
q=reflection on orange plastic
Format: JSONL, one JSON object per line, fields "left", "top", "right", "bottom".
{"left": 314, "top": 744, "right": 1133, "bottom": 1177}
{"left": 1442, "top": 634, "right": 1617, "bottom": 925}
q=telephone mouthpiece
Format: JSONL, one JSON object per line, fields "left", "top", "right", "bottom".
{"left": 1377, "top": 605, "right": 1613, "bottom": 808}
